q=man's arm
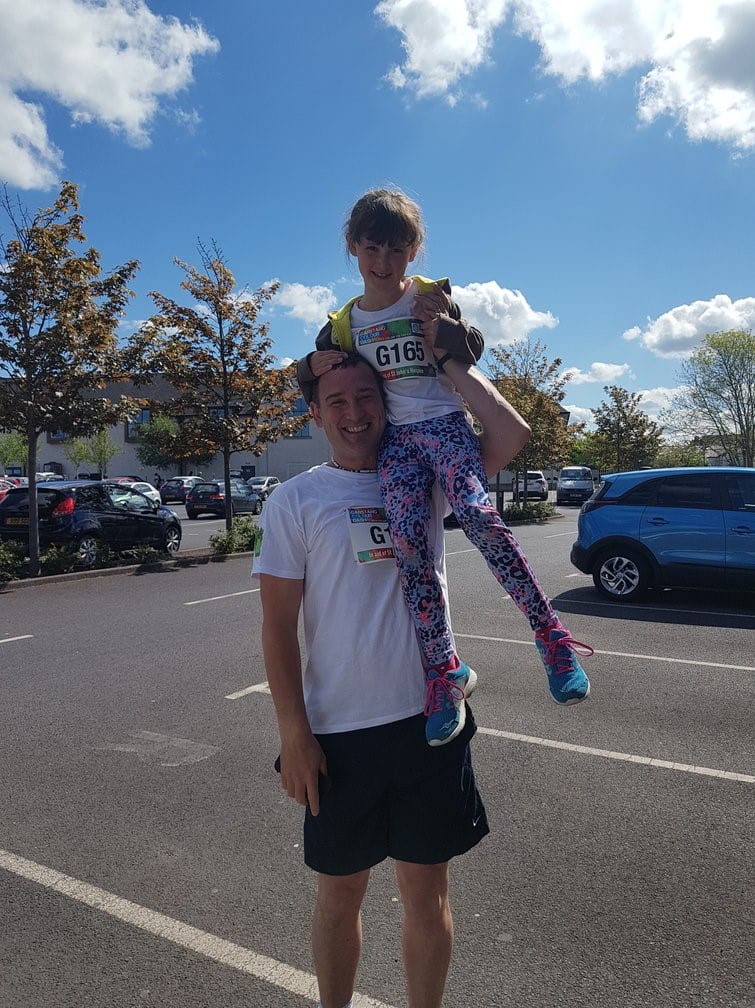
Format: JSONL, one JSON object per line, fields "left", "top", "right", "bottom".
{"left": 259, "top": 573, "right": 327, "bottom": 816}
{"left": 443, "top": 359, "right": 531, "bottom": 476}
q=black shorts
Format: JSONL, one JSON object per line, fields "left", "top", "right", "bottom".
{"left": 303, "top": 706, "right": 489, "bottom": 876}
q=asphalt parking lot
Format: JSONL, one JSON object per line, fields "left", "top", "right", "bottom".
{"left": 1, "top": 512, "right": 752, "bottom": 1007}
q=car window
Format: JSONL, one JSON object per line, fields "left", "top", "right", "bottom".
{"left": 654, "top": 473, "right": 718, "bottom": 509}
{"left": 723, "top": 473, "right": 755, "bottom": 512}
{"left": 76, "top": 485, "right": 106, "bottom": 508}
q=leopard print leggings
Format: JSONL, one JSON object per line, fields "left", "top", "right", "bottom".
{"left": 378, "top": 411, "right": 556, "bottom": 668}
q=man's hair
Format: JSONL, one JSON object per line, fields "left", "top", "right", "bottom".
{"left": 303, "top": 352, "right": 385, "bottom": 407}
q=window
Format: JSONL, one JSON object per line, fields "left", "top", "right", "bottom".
{"left": 655, "top": 474, "right": 717, "bottom": 509}
{"left": 288, "top": 397, "right": 310, "bottom": 438}
{"left": 125, "top": 408, "right": 151, "bottom": 442}
{"left": 723, "top": 473, "right": 755, "bottom": 512}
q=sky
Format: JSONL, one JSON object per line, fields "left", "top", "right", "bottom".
{"left": 1, "top": 0, "right": 754, "bottom": 430}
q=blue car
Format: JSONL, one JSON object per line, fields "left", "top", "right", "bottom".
{"left": 570, "top": 466, "right": 755, "bottom": 601}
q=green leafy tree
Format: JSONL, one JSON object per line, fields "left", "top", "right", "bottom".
{"left": 0, "top": 181, "right": 139, "bottom": 573}
{"left": 127, "top": 240, "right": 305, "bottom": 528}
{"left": 485, "top": 338, "right": 582, "bottom": 492}
{"left": 662, "top": 330, "right": 755, "bottom": 467}
{"left": 85, "top": 429, "right": 120, "bottom": 477}
{"left": 62, "top": 436, "right": 91, "bottom": 477}
{"left": 592, "top": 386, "right": 663, "bottom": 472}
{"left": 654, "top": 440, "right": 706, "bottom": 468}
{"left": 135, "top": 413, "right": 212, "bottom": 474}
{"left": 0, "top": 430, "right": 28, "bottom": 473}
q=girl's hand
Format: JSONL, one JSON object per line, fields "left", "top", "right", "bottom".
{"left": 412, "top": 283, "right": 451, "bottom": 349}
{"left": 310, "top": 349, "right": 347, "bottom": 377}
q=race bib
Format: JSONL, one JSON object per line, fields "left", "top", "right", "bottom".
{"left": 354, "top": 317, "right": 436, "bottom": 381}
{"left": 347, "top": 506, "right": 395, "bottom": 564}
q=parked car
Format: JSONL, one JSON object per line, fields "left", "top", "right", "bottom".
{"left": 0, "top": 480, "right": 182, "bottom": 566}
{"left": 185, "top": 479, "right": 262, "bottom": 519}
{"left": 0, "top": 478, "right": 14, "bottom": 502}
{"left": 246, "top": 475, "right": 280, "bottom": 500}
{"left": 159, "top": 476, "right": 205, "bottom": 504}
{"left": 121, "top": 480, "right": 161, "bottom": 504}
{"left": 570, "top": 466, "right": 755, "bottom": 601}
{"left": 515, "top": 470, "right": 549, "bottom": 501}
{"left": 556, "top": 465, "right": 597, "bottom": 506}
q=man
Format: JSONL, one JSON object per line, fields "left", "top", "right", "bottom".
{"left": 255, "top": 353, "right": 529, "bottom": 1008}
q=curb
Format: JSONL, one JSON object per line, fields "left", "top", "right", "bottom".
{"left": 1, "top": 549, "right": 253, "bottom": 590}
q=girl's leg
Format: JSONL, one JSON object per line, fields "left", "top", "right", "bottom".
{"left": 426, "top": 414, "right": 557, "bottom": 631}
{"left": 378, "top": 425, "right": 455, "bottom": 668}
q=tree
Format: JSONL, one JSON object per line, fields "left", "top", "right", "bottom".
{"left": 127, "top": 241, "right": 305, "bottom": 528}
{"left": 485, "top": 338, "right": 582, "bottom": 492}
{"left": 86, "top": 429, "right": 119, "bottom": 477}
{"left": 0, "top": 181, "right": 140, "bottom": 573}
{"left": 663, "top": 330, "right": 755, "bottom": 467}
{"left": 592, "top": 386, "right": 663, "bottom": 471}
{"left": 654, "top": 440, "right": 706, "bottom": 468}
{"left": 0, "top": 430, "right": 27, "bottom": 473}
{"left": 62, "top": 437, "right": 91, "bottom": 477}
{"left": 135, "top": 413, "right": 213, "bottom": 473}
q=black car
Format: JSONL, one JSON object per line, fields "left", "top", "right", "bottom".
{"left": 185, "top": 479, "right": 262, "bottom": 519}
{"left": 0, "top": 480, "right": 182, "bottom": 566}
{"left": 159, "top": 476, "right": 205, "bottom": 503}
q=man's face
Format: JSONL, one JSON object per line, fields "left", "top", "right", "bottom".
{"left": 310, "top": 362, "right": 386, "bottom": 466}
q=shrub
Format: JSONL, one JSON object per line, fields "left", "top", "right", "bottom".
{"left": 501, "top": 500, "right": 554, "bottom": 523}
{"left": 209, "top": 515, "right": 259, "bottom": 555}
{"left": 39, "top": 544, "right": 79, "bottom": 575}
{"left": 123, "top": 544, "right": 163, "bottom": 566}
{"left": 0, "top": 541, "right": 25, "bottom": 584}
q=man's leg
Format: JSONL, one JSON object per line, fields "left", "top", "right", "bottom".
{"left": 394, "top": 860, "right": 453, "bottom": 1008}
{"left": 312, "top": 869, "right": 371, "bottom": 1008}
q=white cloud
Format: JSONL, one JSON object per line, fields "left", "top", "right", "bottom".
{"left": 623, "top": 293, "right": 755, "bottom": 358}
{"left": 0, "top": 0, "right": 219, "bottom": 189}
{"left": 563, "top": 403, "right": 594, "bottom": 426}
{"left": 376, "top": 0, "right": 755, "bottom": 149}
{"left": 375, "top": 0, "right": 510, "bottom": 102}
{"left": 274, "top": 282, "right": 338, "bottom": 326}
{"left": 637, "top": 385, "right": 681, "bottom": 420}
{"left": 451, "top": 280, "right": 557, "bottom": 344}
{"left": 562, "top": 362, "right": 633, "bottom": 385}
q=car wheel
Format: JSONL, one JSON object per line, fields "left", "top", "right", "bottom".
{"left": 253, "top": 499, "right": 262, "bottom": 515}
{"left": 186, "top": 509, "right": 196, "bottom": 519}
{"left": 592, "top": 548, "right": 650, "bottom": 601}
{"left": 162, "top": 526, "right": 181, "bottom": 556}
{"left": 76, "top": 534, "right": 100, "bottom": 568}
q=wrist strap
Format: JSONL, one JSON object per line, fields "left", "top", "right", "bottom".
{"left": 435, "top": 352, "right": 454, "bottom": 373}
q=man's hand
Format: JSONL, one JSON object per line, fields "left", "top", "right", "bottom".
{"left": 310, "top": 349, "right": 346, "bottom": 377}
{"left": 412, "top": 283, "right": 451, "bottom": 351}
{"left": 278, "top": 731, "right": 329, "bottom": 817}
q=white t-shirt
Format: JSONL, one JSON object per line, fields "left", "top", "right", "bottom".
{"left": 252, "top": 464, "right": 451, "bottom": 733}
{"left": 350, "top": 280, "right": 465, "bottom": 426}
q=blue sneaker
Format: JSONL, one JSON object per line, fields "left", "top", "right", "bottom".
{"left": 424, "top": 660, "right": 477, "bottom": 747}
{"left": 535, "top": 623, "right": 592, "bottom": 705}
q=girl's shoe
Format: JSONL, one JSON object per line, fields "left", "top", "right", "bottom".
{"left": 535, "top": 623, "right": 592, "bottom": 704}
{"left": 424, "top": 661, "right": 477, "bottom": 746}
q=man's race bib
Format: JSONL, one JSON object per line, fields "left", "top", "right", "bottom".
{"left": 347, "top": 506, "right": 395, "bottom": 564}
{"left": 353, "top": 317, "right": 436, "bottom": 381}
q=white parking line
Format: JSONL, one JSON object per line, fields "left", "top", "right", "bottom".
{"left": 0, "top": 635, "right": 33, "bottom": 645}
{"left": 184, "top": 589, "right": 259, "bottom": 606}
{"left": 478, "top": 729, "right": 755, "bottom": 784}
{"left": 0, "top": 849, "right": 394, "bottom": 1008}
{"left": 454, "top": 633, "right": 755, "bottom": 673}
{"left": 230, "top": 681, "right": 754, "bottom": 784}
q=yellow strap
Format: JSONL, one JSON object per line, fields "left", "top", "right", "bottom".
{"left": 327, "top": 277, "right": 449, "bottom": 351}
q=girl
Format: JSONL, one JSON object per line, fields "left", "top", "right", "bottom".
{"left": 297, "top": 188, "right": 591, "bottom": 746}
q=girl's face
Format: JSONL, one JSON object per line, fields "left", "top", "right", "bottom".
{"left": 348, "top": 237, "right": 418, "bottom": 306}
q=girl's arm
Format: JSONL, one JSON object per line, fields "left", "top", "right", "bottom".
{"left": 443, "top": 359, "right": 531, "bottom": 476}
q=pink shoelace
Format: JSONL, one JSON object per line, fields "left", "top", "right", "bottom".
{"left": 536, "top": 627, "right": 594, "bottom": 676}
{"left": 424, "top": 673, "right": 465, "bottom": 716}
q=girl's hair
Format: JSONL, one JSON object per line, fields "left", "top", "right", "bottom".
{"left": 345, "top": 189, "right": 425, "bottom": 250}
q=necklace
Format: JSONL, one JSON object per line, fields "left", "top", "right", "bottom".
{"left": 329, "top": 458, "right": 378, "bottom": 474}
